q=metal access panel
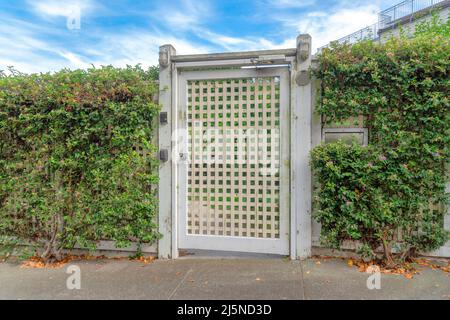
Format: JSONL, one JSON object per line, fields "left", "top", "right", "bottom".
{"left": 177, "top": 68, "right": 290, "bottom": 255}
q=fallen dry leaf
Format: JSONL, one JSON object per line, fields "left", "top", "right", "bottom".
{"left": 311, "top": 255, "right": 335, "bottom": 260}
{"left": 346, "top": 259, "right": 419, "bottom": 278}
{"left": 131, "top": 255, "right": 156, "bottom": 265}
{"left": 357, "top": 262, "right": 367, "bottom": 273}
{"left": 21, "top": 253, "right": 155, "bottom": 269}
{"left": 413, "top": 259, "right": 449, "bottom": 273}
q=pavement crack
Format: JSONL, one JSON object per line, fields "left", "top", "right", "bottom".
{"left": 167, "top": 267, "right": 194, "bottom": 300}
{"left": 299, "top": 261, "right": 307, "bottom": 300}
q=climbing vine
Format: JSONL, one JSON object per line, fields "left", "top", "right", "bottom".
{"left": 311, "top": 18, "right": 449, "bottom": 266}
{"left": 0, "top": 65, "right": 160, "bottom": 262}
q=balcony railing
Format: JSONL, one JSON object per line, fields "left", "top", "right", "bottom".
{"left": 379, "top": 0, "right": 446, "bottom": 29}
{"left": 317, "top": 0, "right": 448, "bottom": 52}
{"left": 317, "top": 23, "right": 379, "bottom": 52}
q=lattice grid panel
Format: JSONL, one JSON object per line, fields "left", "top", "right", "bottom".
{"left": 187, "top": 77, "right": 281, "bottom": 239}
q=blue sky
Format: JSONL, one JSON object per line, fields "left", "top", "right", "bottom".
{"left": 0, "top": 0, "right": 399, "bottom": 73}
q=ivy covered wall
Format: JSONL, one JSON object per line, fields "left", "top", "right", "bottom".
{"left": 311, "top": 17, "right": 449, "bottom": 265}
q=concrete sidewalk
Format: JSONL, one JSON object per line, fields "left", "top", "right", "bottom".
{"left": 0, "top": 255, "right": 448, "bottom": 300}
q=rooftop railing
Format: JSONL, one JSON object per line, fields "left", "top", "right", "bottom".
{"left": 317, "top": 0, "right": 448, "bottom": 52}
{"left": 379, "top": 0, "right": 446, "bottom": 29}
{"left": 317, "top": 23, "right": 379, "bottom": 52}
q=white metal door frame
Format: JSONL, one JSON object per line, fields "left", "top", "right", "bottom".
{"left": 175, "top": 68, "right": 291, "bottom": 256}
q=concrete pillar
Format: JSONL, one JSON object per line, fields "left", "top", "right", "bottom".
{"left": 292, "top": 34, "right": 312, "bottom": 259}
{"left": 158, "top": 44, "right": 176, "bottom": 259}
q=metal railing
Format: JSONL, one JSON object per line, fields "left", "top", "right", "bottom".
{"left": 379, "top": 0, "right": 445, "bottom": 29}
{"left": 317, "top": 23, "right": 379, "bottom": 52}
{"left": 317, "top": 0, "right": 447, "bottom": 52}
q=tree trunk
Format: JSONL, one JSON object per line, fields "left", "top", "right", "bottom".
{"left": 381, "top": 234, "right": 396, "bottom": 268}
{"left": 41, "top": 213, "right": 63, "bottom": 263}
{"left": 41, "top": 171, "right": 66, "bottom": 264}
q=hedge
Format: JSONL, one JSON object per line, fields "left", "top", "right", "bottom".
{"left": 0, "top": 65, "right": 160, "bottom": 262}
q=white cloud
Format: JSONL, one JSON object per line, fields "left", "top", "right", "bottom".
{"left": 266, "top": 0, "right": 316, "bottom": 8}
{"left": 57, "top": 51, "right": 91, "bottom": 69}
{"left": 202, "top": 31, "right": 296, "bottom": 52}
{"left": 72, "top": 30, "right": 213, "bottom": 69}
{"left": 29, "top": 0, "right": 95, "bottom": 19}
{"left": 1, "top": 0, "right": 389, "bottom": 73}
{"left": 0, "top": 15, "right": 92, "bottom": 73}
{"left": 0, "top": 2, "right": 213, "bottom": 74}
{"left": 278, "top": 4, "right": 381, "bottom": 51}
{"left": 152, "top": 0, "right": 214, "bottom": 30}
{"left": 145, "top": 0, "right": 296, "bottom": 54}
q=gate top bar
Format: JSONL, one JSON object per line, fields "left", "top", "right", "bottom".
{"left": 171, "top": 48, "right": 297, "bottom": 63}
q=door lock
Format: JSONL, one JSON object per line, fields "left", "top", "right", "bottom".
{"left": 179, "top": 153, "right": 188, "bottom": 161}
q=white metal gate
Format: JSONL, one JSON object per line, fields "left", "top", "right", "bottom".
{"left": 177, "top": 68, "right": 290, "bottom": 255}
